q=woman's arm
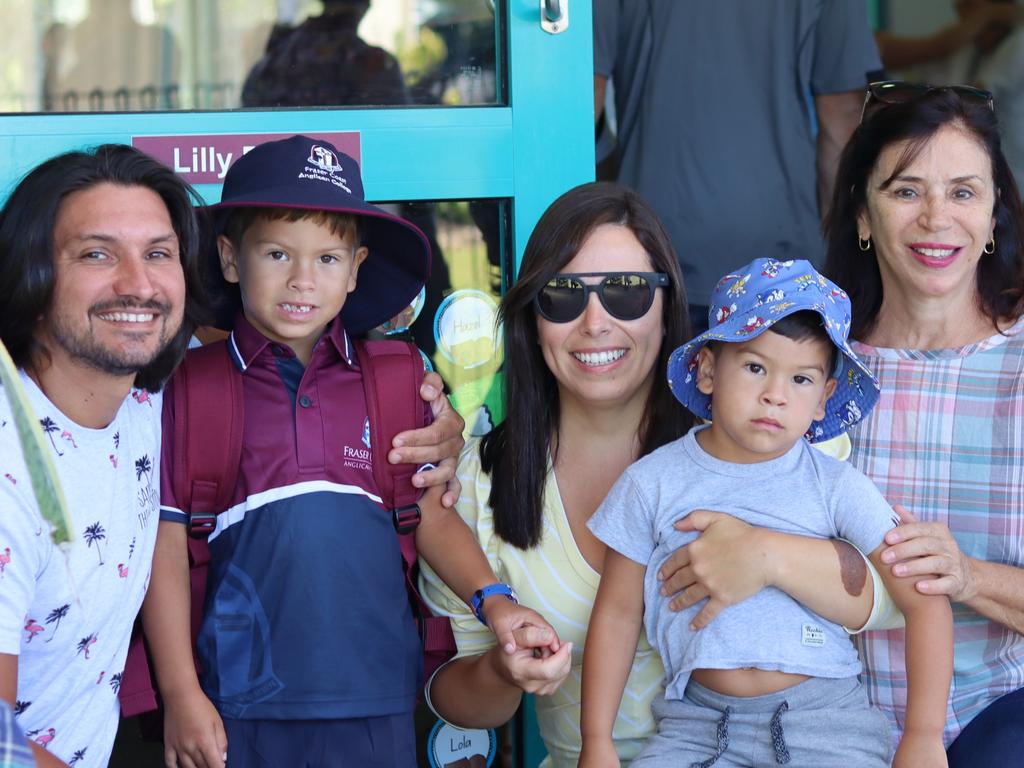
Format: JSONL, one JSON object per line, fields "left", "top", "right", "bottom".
{"left": 883, "top": 505, "right": 1024, "bottom": 634}
{"left": 658, "top": 510, "right": 876, "bottom": 630}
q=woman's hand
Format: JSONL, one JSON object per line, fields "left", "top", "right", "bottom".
{"left": 657, "top": 510, "right": 773, "bottom": 629}
{"left": 487, "top": 625, "right": 572, "bottom": 696}
{"left": 389, "top": 372, "right": 465, "bottom": 507}
{"left": 882, "top": 505, "right": 977, "bottom": 602}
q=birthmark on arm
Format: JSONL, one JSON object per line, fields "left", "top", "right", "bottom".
{"left": 831, "top": 540, "right": 866, "bottom": 597}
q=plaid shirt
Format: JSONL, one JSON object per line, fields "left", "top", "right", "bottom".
{"left": 850, "top": 316, "right": 1024, "bottom": 745}
{"left": 0, "top": 701, "right": 35, "bottom": 768}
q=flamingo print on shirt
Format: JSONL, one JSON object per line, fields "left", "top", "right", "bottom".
{"left": 0, "top": 546, "right": 10, "bottom": 576}
{"left": 24, "top": 617, "right": 44, "bottom": 642}
{"left": 30, "top": 727, "right": 55, "bottom": 749}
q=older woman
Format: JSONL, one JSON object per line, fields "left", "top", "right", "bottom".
{"left": 418, "top": 182, "right": 894, "bottom": 766}
{"left": 826, "top": 83, "right": 1024, "bottom": 765}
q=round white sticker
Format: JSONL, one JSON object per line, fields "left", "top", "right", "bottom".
{"left": 432, "top": 290, "right": 502, "bottom": 371}
{"left": 427, "top": 721, "right": 496, "bottom": 768}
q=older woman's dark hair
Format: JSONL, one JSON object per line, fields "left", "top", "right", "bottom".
{"left": 481, "top": 181, "right": 696, "bottom": 549}
{"left": 824, "top": 88, "right": 1024, "bottom": 339}
{"left": 0, "top": 144, "right": 209, "bottom": 391}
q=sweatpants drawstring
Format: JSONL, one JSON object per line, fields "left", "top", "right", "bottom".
{"left": 769, "top": 700, "right": 791, "bottom": 764}
{"left": 690, "top": 705, "right": 732, "bottom": 768}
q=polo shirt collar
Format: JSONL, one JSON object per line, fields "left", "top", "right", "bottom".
{"left": 227, "top": 312, "right": 354, "bottom": 373}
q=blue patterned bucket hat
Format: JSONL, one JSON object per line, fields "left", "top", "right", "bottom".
{"left": 667, "top": 258, "right": 880, "bottom": 442}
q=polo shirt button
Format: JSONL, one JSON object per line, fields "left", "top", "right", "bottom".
{"left": 299, "top": 395, "right": 313, "bottom": 408}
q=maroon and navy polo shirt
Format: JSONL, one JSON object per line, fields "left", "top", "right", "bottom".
{"left": 160, "top": 315, "right": 426, "bottom": 720}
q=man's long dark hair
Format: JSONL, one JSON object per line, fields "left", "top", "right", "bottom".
{"left": 824, "top": 88, "right": 1024, "bottom": 339}
{"left": 481, "top": 182, "right": 696, "bottom": 549}
{"left": 0, "top": 144, "right": 209, "bottom": 391}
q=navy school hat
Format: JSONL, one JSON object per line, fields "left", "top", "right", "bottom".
{"left": 207, "top": 134, "right": 431, "bottom": 334}
{"left": 666, "top": 258, "right": 880, "bottom": 442}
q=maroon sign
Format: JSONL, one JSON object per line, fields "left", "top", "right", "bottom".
{"left": 132, "top": 131, "right": 361, "bottom": 185}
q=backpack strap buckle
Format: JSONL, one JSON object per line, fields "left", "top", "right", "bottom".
{"left": 188, "top": 512, "right": 218, "bottom": 539}
{"left": 393, "top": 504, "right": 421, "bottom": 535}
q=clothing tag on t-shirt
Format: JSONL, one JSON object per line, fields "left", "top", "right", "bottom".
{"left": 802, "top": 623, "right": 826, "bottom": 647}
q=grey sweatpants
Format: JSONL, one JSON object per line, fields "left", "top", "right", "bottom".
{"left": 632, "top": 676, "right": 892, "bottom": 768}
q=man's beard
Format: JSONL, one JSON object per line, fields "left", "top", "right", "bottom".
{"left": 48, "top": 298, "right": 178, "bottom": 376}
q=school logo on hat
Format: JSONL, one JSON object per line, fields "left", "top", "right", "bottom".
{"left": 308, "top": 144, "right": 344, "bottom": 173}
{"left": 667, "top": 258, "right": 880, "bottom": 442}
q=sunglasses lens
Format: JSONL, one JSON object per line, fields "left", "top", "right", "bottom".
{"left": 602, "top": 274, "right": 653, "bottom": 320}
{"left": 537, "top": 277, "right": 586, "bottom": 322}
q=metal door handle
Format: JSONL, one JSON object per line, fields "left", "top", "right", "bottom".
{"left": 541, "top": 0, "right": 568, "bottom": 34}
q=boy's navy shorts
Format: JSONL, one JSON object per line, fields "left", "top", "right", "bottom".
{"left": 223, "top": 712, "right": 416, "bottom": 767}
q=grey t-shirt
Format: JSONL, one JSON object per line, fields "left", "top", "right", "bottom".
{"left": 593, "top": 0, "right": 881, "bottom": 305}
{"left": 588, "top": 427, "right": 896, "bottom": 701}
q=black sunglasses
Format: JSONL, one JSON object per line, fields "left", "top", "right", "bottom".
{"left": 860, "top": 80, "right": 994, "bottom": 124}
{"left": 534, "top": 271, "right": 669, "bottom": 323}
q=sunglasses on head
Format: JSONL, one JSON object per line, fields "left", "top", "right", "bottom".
{"left": 534, "top": 271, "right": 669, "bottom": 323}
{"left": 860, "top": 80, "right": 994, "bottom": 124}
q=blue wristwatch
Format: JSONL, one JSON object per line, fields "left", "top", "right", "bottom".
{"left": 471, "top": 583, "right": 518, "bottom": 626}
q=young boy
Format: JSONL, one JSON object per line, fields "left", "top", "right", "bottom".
{"left": 580, "top": 259, "right": 953, "bottom": 768}
{"left": 143, "top": 135, "right": 554, "bottom": 767}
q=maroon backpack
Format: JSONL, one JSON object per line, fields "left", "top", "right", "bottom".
{"left": 119, "top": 338, "right": 457, "bottom": 718}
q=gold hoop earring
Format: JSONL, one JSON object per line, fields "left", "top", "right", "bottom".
{"left": 984, "top": 237, "right": 996, "bottom": 255}
{"left": 858, "top": 236, "right": 872, "bottom": 251}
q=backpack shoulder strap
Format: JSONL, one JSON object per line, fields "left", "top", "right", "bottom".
{"left": 171, "top": 340, "right": 244, "bottom": 535}
{"left": 353, "top": 338, "right": 455, "bottom": 675}
{"left": 352, "top": 339, "right": 426, "bottom": 518}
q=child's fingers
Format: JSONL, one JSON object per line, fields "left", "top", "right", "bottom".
{"left": 511, "top": 624, "right": 557, "bottom": 652}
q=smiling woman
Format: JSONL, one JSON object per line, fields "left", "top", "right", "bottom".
{"left": 824, "top": 85, "right": 1024, "bottom": 765}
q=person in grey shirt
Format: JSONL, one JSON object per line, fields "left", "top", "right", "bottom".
{"left": 593, "top": 1, "right": 880, "bottom": 327}
{"left": 580, "top": 259, "right": 953, "bottom": 768}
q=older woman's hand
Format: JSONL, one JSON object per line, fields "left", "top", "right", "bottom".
{"left": 657, "top": 511, "right": 772, "bottom": 629}
{"left": 882, "top": 504, "right": 978, "bottom": 602}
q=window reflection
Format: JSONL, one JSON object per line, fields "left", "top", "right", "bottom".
{"left": 1, "top": 0, "right": 501, "bottom": 114}
{"left": 368, "top": 198, "right": 507, "bottom": 437}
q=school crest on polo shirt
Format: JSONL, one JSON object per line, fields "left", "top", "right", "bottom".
{"left": 342, "top": 418, "right": 372, "bottom": 471}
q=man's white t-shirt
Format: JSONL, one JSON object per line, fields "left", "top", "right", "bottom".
{"left": 0, "top": 372, "right": 161, "bottom": 766}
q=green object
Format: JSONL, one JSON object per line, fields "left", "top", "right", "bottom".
{"left": 0, "top": 341, "right": 73, "bottom": 547}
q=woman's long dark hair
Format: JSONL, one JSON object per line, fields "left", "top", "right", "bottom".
{"left": 0, "top": 144, "right": 210, "bottom": 391}
{"left": 823, "top": 88, "right": 1024, "bottom": 340}
{"left": 481, "top": 181, "right": 696, "bottom": 548}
